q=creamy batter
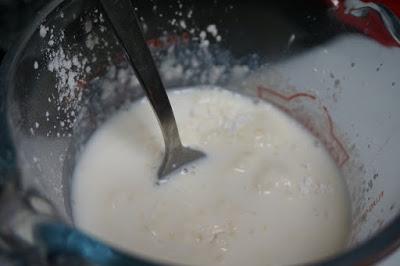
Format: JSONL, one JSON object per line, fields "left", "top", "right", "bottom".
{"left": 72, "top": 87, "right": 350, "bottom": 266}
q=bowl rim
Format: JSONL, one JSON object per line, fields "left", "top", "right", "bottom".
{"left": 1, "top": 0, "right": 399, "bottom": 265}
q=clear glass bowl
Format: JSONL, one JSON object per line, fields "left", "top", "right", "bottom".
{"left": 1, "top": 0, "right": 400, "bottom": 265}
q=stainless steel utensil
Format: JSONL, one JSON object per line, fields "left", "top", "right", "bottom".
{"left": 99, "top": 0, "right": 205, "bottom": 183}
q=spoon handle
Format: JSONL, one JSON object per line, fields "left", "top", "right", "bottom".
{"left": 99, "top": 0, "right": 183, "bottom": 152}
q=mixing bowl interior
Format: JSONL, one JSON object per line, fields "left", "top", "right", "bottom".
{"left": 2, "top": 0, "right": 400, "bottom": 265}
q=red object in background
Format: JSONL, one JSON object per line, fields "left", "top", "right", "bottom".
{"left": 326, "top": 0, "right": 400, "bottom": 47}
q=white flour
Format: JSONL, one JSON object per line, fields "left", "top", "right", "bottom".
{"left": 38, "top": 6, "right": 231, "bottom": 126}
{"left": 39, "top": 24, "right": 49, "bottom": 38}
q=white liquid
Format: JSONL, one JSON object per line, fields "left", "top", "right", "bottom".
{"left": 72, "top": 87, "right": 350, "bottom": 266}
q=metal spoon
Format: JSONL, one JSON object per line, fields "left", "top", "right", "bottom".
{"left": 99, "top": 0, "right": 205, "bottom": 183}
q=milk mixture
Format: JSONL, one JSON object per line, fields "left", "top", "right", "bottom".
{"left": 72, "top": 87, "right": 350, "bottom": 266}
